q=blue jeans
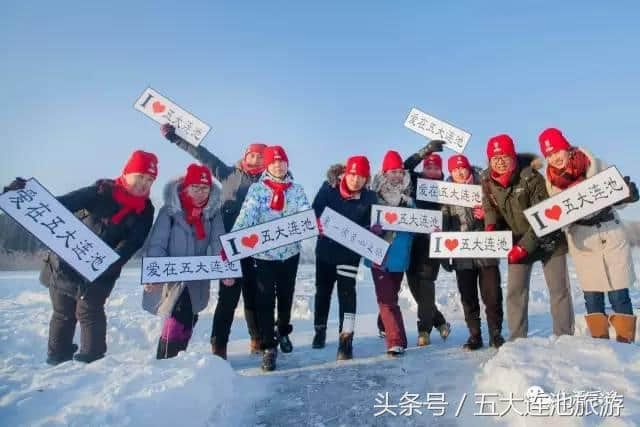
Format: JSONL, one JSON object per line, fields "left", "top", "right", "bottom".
{"left": 584, "top": 289, "right": 633, "bottom": 315}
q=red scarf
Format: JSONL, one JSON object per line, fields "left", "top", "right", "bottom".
{"left": 263, "top": 179, "right": 292, "bottom": 211}
{"left": 179, "top": 188, "right": 208, "bottom": 240}
{"left": 546, "top": 149, "right": 591, "bottom": 190}
{"left": 111, "top": 176, "right": 148, "bottom": 224}
{"left": 339, "top": 176, "right": 361, "bottom": 200}
{"left": 240, "top": 160, "right": 266, "bottom": 176}
{"left": 490, "top": 162, "right": 516, "bottom": 189}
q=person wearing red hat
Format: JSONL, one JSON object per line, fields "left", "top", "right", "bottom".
{"left": 538, "top": 128, "right": 638, "bottom": 343}
{"left": 441, "top": 154, "right": 505, "bottom": 350}
{"left": 142, "top": 164, "right": 232, "bottom": 358}
{"left": 232, "top": 145, "right": 311, "bottom": 371}
{"left": 3, "top": 150, "right": 157, "bottom": 365}
{"left": 311, "top": 155, "right": 378, "bottom": 359}
{"left": 160, "top": 125, "right": 265, "bottom": 358}
{"left": 482, "top": 134, "right": 575, "bottom": 341}
{"left": 402, "top": 140, "right": 451, "bottom": 346}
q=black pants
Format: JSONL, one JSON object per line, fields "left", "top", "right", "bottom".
{"left": 455, "top": 266, "right": 503, "bottom": 336}
{"left": 313, "top": 259, "right": 358, "bottom": 332}
{"left": 255, "top": 254, "right": 300, "bottom": 349}
{"left": 211, "top": 257, "right": 259, "bottom": 346}
{"left": 48, "top": 286, "right": 109, "bottom": 357}
{"left": 405, "top": 270, "right": 447, "bottom": 333}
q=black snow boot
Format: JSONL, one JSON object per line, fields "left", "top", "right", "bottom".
{"left": 73, "top": 352, "right": 105, "bottom": 363}
{"left": 312, "top": 326, "right": 327, "bottom": 349}
{"left": 462, "top": 335, "right": 483, "bottom": 351}
{"left": 337, "top": 332, "right": 353, "bottom": 360}
{"left": 489, "top": 333, "right": 505, "bottom": 349}
{"left": 46, "top": 344, "right": 78, "bottom": 366}
{"left": 276, "top": 329, "right": 293, "bottom": 353}
{"left": 262, "top": 348, "right": 277, "bottom": 372}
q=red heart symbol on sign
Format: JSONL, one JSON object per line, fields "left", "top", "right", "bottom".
{"left": 444, "top": 239, "right": 459, "bottom": 251}
{"left": 241, "top": 234, "right": 259, "bottom": 249}
{"left": 384, "top": 212, "right": 398, "bottom": 224}
{"left": 152, "top": 101, "right": 166, "bottom": 114}
{"left": 544, "top": 205, "right": 562, "bottom": 221}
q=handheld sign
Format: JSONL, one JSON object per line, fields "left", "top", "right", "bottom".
{"left": 416, "top": 178, "right": 483, "bottom": 208}
{"left": 134, "top": 87, "right": 211, "bottom": 146}
{"left": 404, "top": 107, "right": 471, "bottom": 153}
{"left": 524, "top": 166, "right": 629, "bottom": 237}
{"left": 0, "top": 178, "right": 120, "bottom": 282}
{"left": 320, "top": 207, "right": 389, "bottom": 265}
{"left": 429, "top": 231, "right": 512, "bottom": 258}
{"left": 141, "top": 256, "right": 242, "bottom": 284}
{"left": 220, "top": 210, "right": 318, "bottom": 262}
{"left": 371, "top": 204, "right": 442, "bottom": 234}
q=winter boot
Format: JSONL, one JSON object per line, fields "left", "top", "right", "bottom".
{"left": 312, "top": 326, "right": 327, "bottom": 349}
{"left": 337, "top": 332, "right": 354, "bottom": 360}
{"left": 73, "top": 352, "right": 104, "bottom": 363}
{"left": 262, "top": 348, "right": 277, "bottom": 372}
{"left": 462, "top": 335, "right": 483, "bottom": 351}
{"left": 417, "top": 331, "right": 430, "bottom": 347}
{"left": 277, "top": 333, "right": 293, "bottom": 353}
{"left": 437, "top": 322, "right": 451, "bottom": 340}
{"left": 46, "top": 344, "right": 78, "bottom": 366}
{"left": 585, "top": 313, "right": 610, "bottom": 339}
{"left": 249, "top": 337, "right": 261, "bottom": 354}
{"left": 609, "top": 314, "right": 637, "bottom": 343}
{"left": 489, "top": 333, "right": 505, "bottom": 349}
{"left": 211, "top": 337, "right": 228, "bottom": 360}
{"left": 387, "top": 346, "right": 405, "bottom": 357}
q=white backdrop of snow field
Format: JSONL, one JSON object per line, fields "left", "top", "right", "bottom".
{"left": 1, "top": 251, "right": 639, "bottom": 426}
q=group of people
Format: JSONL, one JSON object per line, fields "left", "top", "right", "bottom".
{"left": 3, "top": 125, "right": 638, "bottom": 372}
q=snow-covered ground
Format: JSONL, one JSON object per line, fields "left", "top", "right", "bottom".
{"left": 1, "top": 252, "right": 639, "bottom": 426}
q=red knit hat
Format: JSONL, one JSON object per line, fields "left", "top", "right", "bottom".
{"left": 486, "top": 134, "right": 516, "bottom": 160}
{"left": 182, "top": 164, "right": 213, "bottom": 188}
{"left": 245, "top": 143, "right": 267, "bottom": 159}
{"left": 382, "top": 150, "right": 404, "bottom": 173}
{"left": 423, "top": 153, "right": 443, "bottom": 170}
{"left": 263, "top": 145, "right": 289, "bottom": 167}
{"left": 123, "top": 150, "right": 158, "bottom": 178}
{"left": 538, "top": 128, "right": 571, "bottom": 157}
{"left": 345, "top": 156, "right": 371, "bottom": 178}
{"left": 447, "top": 154, "right": 471, "bottom": 173}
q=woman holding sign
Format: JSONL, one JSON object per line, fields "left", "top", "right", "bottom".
{"left": 403, "top": 142, "right": 451, "bottom": 346}
{"left": 368, "top": 150, "right": 414, "bottom": 356}
{"left": 232, "top": 146, "right": 311, "bottom": 371}
{"left": 481, "top": 134, "right": 575, "bottom": 341}
{"left": 538, "top": 128, "right": 638, "bottom": 343}
{"left": 142, "top": 164, "right": 229, "bottom": 359}
{"left": 4, "top": 151, "right": 157, "bottom": 365}
{"left": 441, "top": 154, "right": 505, "bottom": 350}
{"left": 311, "top": 156, "right": 378, "bottom": 360}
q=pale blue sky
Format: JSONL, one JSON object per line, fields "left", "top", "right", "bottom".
{"left": 2, "top": 1, "right": 639, "bottom": 217}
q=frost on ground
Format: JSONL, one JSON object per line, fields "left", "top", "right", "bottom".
{"left": 0, "top": 252, "right": 639, "bottom": 426}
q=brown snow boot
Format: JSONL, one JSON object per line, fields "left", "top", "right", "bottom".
{"left": 609, "top": 314, "right": 636, "bottom": 343}
{"left": 417, "top": 331, "right": 430, "bottom": 347}
{"left": 249, "top": 337, "right": 262, "bottom": 354}
{"left": 584, "top": 313, "right": 610, "bottom": 339}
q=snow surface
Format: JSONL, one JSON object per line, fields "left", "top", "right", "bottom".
{"left": 1, "top": 252, "right": 639, "bottom": 426}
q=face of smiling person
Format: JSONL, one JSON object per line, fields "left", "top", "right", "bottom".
{"left": 345, "top": 173, "right": 367, "bottom": 192}
{"left": 123, "top": 173, "right": 155, "bottom": 196}
{"left": 385, "top": 169, "right": 405, "bottom": 185}
{"left": 245, "top": 151, "right": 264, "bottom": 168}
{"left": 186, "top": 184, "right": 211, "bottom": 206}
{"left": 267, "top": 160, "right": 288, "bottom": 179}
{"left": 547, "top": 150, "right": 570, "bottom": 170}
{"left": 422, "top": 165, "right": 442, "bottom": 179}
{"left": 451, "top": 167, "right": 471, "bottom": 183}
{"left": 490, "top": 155, "right": 514, "bottom": 175}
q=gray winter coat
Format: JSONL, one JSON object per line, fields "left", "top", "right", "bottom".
{"left": 442, "top": 169, "right": 499, "bottom": 270}
{"left": 142, "top": 178, "right": 225, "bottom": 317}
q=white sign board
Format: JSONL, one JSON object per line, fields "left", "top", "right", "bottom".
{"left": 219, "top": 209, "right": 318, "bottom": 262}
{"left": 0, "top": 178, "right": 120, "bottom": 282}
{"left": 404, "top": 107, "right": 471, "bottom": 153}
{"left": 524, "top": 166, "right": 629, "bottom": 237}
{"left": 141, "top": 256, "right": 242, "bottom": 283}
{"left": 429, "top": 231, "right": 512, "bottom": 258}
{"left": 134, "top": 87, "right": 211, "bottom": 146}
{"left": 416, "top": 178, "right": 483, "bottom": 208}
{"left": 371, "top": 204, "right": 442, "bottom": 234}
{"left": 320, "top": 207, "right": 390, "bottom": 265}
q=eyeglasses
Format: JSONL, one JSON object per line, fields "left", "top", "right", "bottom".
{"left": 189, "top": 185, "right": 211, "bottom": 194}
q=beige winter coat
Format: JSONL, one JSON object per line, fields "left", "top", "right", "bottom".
{"left": 545, "top": 148, "right": 636, "bottom": 292}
